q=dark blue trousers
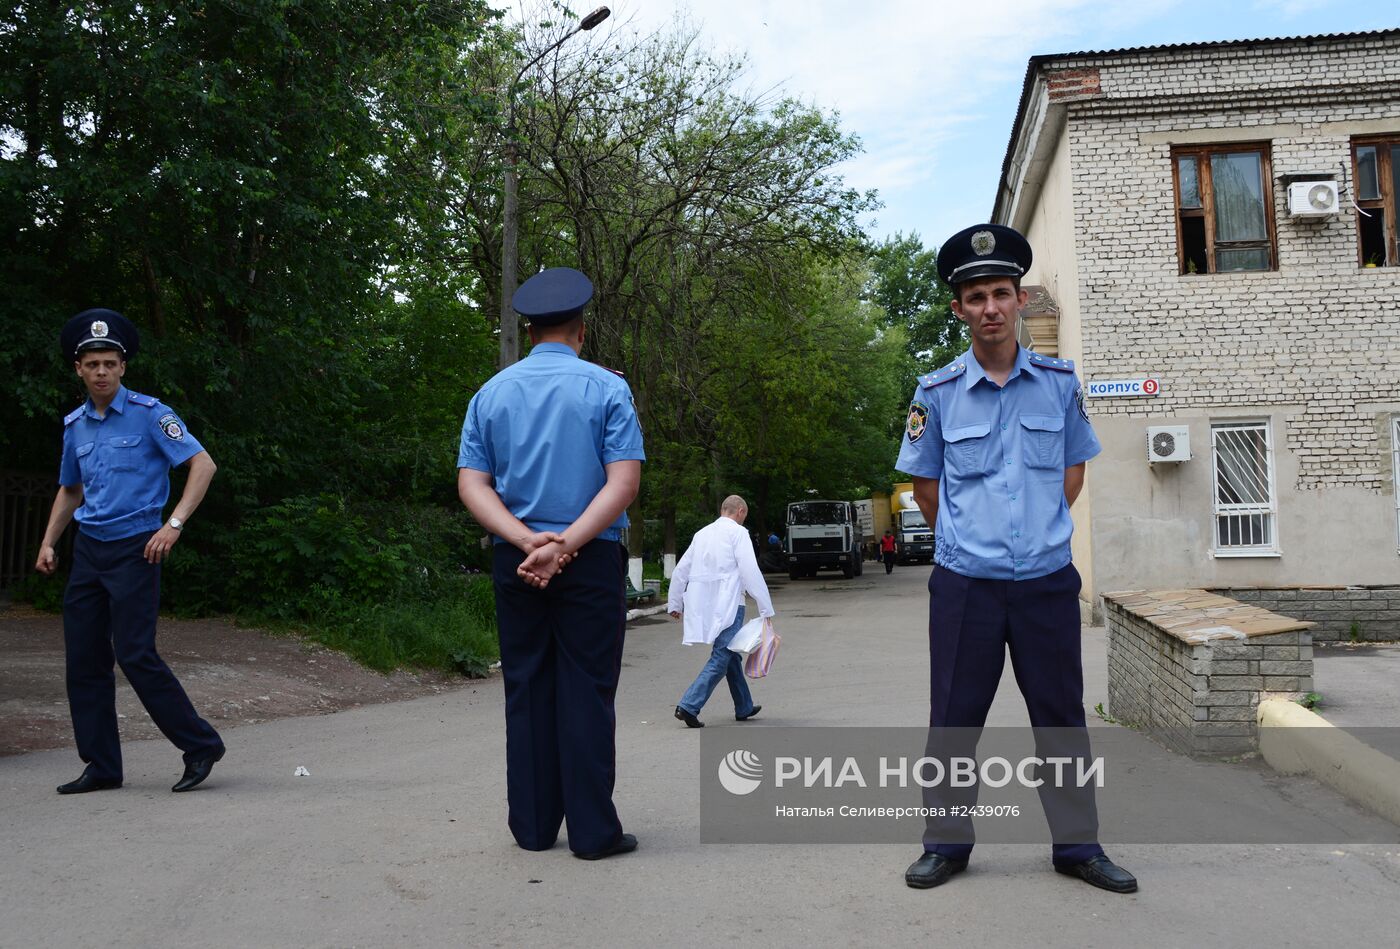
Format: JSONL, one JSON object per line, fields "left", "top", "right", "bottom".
{"left": 63, "top": 531, "right": 223, "bottom": 781}
{"left": 492, "top": 540, "right": 626, "bottom": 854}
{"left": 923, "top": 562, "right": 1103, "bottom": 866}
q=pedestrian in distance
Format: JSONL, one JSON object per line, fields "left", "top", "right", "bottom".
{"left": 668, "top": 495, "right": 775, "bottom": 728}
{"left": 896, "top": 224, "right": 1137, "bottom": 894}
{"left": 457, "top": 267, "right": 645, "bottom": 861}
{"left": 36, "top": 309, "right": 226, "bottom": 795}
{"left": 880, "top": 529, "right": 897, "bottom": 574}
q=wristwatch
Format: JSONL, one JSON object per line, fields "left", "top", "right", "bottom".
{"left": 168, "top": 517, "right": 184, "bottom": 531}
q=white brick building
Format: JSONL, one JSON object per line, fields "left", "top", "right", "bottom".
{"left": 993, "top": 30, "right": 1400, "bottom": 618}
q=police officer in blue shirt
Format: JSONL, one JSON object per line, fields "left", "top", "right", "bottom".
{"left": 897, "top": 226, "right": 1137, "bottom": 894}
{"left": 36, "top": 309, "right": 226, "bottom": 794}
{"left": 458, "top": 267, "right": 645, "bottom": 860}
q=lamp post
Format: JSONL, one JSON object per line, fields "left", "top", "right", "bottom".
{"left": 499, "top": 6, "right": 611, "bottom": 369}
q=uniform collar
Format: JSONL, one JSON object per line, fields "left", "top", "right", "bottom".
{"left": 963, "top": 346, "right": 1032, "bottom": 391}
{"left": 527, "top": 342, "right": 579, "bottom": 359}
{"left": 85, "top": 384, "right": 129, "bottom": 418}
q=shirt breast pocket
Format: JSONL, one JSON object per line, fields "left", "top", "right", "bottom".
{"left": 75, "top": 441, "right": 97, "bottom": 480}
{"left": 944, "top": 422, "right": 995, "bottom": 478}
{"left": 1019, "top": 415, "right": 1064, "bottom": 475}
{"left": 105, "top": 434, "right": 144, "bottom": 472}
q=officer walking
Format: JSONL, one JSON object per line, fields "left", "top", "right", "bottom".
{"left": 36, "top": 309, "right": 225, "bottom": 794}
{"left": 896, "top": 226, "right": 1137, "bottom": 893}
{"left": 457, "top": 267, "right": 645, "bottom": 860}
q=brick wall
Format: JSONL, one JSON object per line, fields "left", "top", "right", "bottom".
{"left": 1057, "top": 35, "right": 1400, "bottom": 494}
{"left": 1208, "top": 586, "right": 1400, "bottom": 642}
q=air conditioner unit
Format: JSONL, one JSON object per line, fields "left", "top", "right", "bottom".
{"left": 1287, "top": 180, "right": 1339, "bottom": 216}
{"left": 1146, "top": 425, "right": 1191, "bottom": 463}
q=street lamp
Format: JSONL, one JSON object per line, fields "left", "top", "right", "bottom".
{"left": 499, "top": 6, "right": 611, "bottom": 369}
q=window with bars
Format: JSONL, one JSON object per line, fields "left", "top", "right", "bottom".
{"left": 1173, "top": 144, "right": 1276, "bottom": 275}
{"left": 1211, "top": 421, "right": 1278, "bottom": 555}
{"left": 1353, "top": 137, "right": 1400, "bottom": 268}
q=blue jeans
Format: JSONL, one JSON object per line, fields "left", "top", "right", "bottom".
{"left": 678, "top": 606, "right": 754, "bottom": 718}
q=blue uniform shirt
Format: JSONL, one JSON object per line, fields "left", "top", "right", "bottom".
{"left": 457, "top": 342, "right": 646, "bottom": 542}
{"left": 59, "top": 386, "right": 205, "bottom": 541}
{"left": 895, "top": 346, "right": 1100, "bottom": 581}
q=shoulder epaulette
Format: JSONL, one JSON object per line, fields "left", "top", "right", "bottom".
{"left": 1026, "top": 351, "right": 1075, "bottom": 372}
{"left": 597, "top": 364, "right": 625, "bottom": 378}
{"left": 126, "top": 391, "right": 159, "bottom": 407}
{"left": 918, "top": 360, "right": 967, "bottom": 389}
{"left": 63, "top": 406, "right": 83, "bottom": 425}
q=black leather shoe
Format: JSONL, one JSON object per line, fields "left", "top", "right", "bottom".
{"left": 172, "top": 745, "right": 225, "bottom": 792}
{"left": 675, "top": 706, "right": 704, "bottom": 728}
{"left": 56, "top": 767, "right": 122, "bottom": 795}
{"left": 736, "top": 705, "right": 762, "bottom": 721}
{"left": 905, "top": 852, "right": 968, "bottom": 889}
{"left": 1055, "top": 854, "right": 1138, "bottom": 893}
{"left": 573, "top": 833, "right": 638, "bottom": 861}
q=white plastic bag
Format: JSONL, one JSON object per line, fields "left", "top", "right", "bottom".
{"left": 727, "top": 616, "right": 766, "bottom": 656}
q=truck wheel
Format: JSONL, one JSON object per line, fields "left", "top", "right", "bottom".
{"left": 788, "top": 566, "right": 802, "bottom": 581}
{"left": 853, "top": 552, "right": 864, "bottom": 576}
{"left": 841, "top": 561, "right": 854, "bottom": 579}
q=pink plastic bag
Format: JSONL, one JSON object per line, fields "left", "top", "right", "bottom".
{"left": 744, "top": 618, "right": 780, "bottom": 678}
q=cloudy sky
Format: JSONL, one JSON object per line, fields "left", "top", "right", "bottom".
{"left": 511, "top": 0, "right": 1396, "bottom": 248}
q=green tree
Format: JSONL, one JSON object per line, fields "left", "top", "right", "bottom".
{"left": 867, "top": 231, "right": 963, "bottom": 368}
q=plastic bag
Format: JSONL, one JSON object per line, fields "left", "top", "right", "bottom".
{"left": 728, "top": 616, "right": 766, "bottom": 656}
{"left": 744, "top": 618, "right": 780, "bottom": 678}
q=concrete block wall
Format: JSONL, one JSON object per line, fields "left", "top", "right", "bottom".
{"left": 1105, "top": 593, "right": 1315, "bottom": 755}
{"left": 1208, "top": 586, "right": 1400, "bottom": 642}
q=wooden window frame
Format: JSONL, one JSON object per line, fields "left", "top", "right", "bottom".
{"left": 1351, "top": 136, "right": 1399, "bottom": 268}
{"left": 1172, "top": 143, "right": 1278, "bottom": 276}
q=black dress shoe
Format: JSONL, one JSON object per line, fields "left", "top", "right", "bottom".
{"left": 172, "top": 745, "right": 225, "bottom": 793}
{"left": 736, "top": 705, "right": 762, "bottom": 721}
{"left": 905, "top": 852, "right": 968, "bottom": 889}
{"left": 675, "top": 706, "right": 704, "bottom": 728}
{"left": 56, "top": 767, "right": 122, "bottom": 795}
{"left": 573, "top": 832, "right": 638, "bottom": 861}
{"left": 1055, "top": 854, "right": 1138, "bottom": 893}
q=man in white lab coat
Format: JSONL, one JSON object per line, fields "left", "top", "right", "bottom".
{"left": 668, "top": 495, "right": 775, "bottom": 727}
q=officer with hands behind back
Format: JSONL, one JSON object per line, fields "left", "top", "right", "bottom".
{"left": 36, "top": 309, "right": 225, "bottom": 795}
{"left": 897, "top": 226, "right": 1137, "bottom": 894}
{"left": 457, "top": 267, "right": 645, "bottom": 861}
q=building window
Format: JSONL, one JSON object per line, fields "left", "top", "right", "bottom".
{"left": 1211, "top": 420, "right": 1278, "bottom": 556}
{"left": 1352, "top": 137, "right": 1400, "bottom": 268}
{"left": 1173, "top": 144, "right": 1276, "bottom": 275}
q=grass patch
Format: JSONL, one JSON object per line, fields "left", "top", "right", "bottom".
{"left": 251, "top": 574, "right": 499, "bottom": 677}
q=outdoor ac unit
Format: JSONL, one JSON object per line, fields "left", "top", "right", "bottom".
{"left": 1287, "top": 180, "right": 1339, "bottom": 216}
{"left": 1146, "top": 425, "right": 1191, "bottom": 463}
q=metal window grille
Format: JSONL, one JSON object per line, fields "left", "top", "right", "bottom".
{"left": 1211, "top": 421, "right": 1278, "bottom": 554}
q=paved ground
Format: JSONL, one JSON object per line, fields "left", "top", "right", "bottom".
{"left": 4, "top": 568, "right": 1400, "bottom": 948}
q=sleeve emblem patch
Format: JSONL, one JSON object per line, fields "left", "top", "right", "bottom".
{"left": 906, "top": 401, "right": 929, "bottom": 442}
{"left": 158, "top": 413, "right": 185, "bottom": 441}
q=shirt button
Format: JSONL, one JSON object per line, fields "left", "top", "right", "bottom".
{"left": 1010, "top": 495, "right": 1017, "bottom": 501}
{"left": 1006, "top": 460, "right": 1012, "bottom": 465}
{"left": 1014, "top": 531, "right": 1021, "bottom": 537}
{"left": 1001, "top": 424, "right": 1007, "bottom": 430}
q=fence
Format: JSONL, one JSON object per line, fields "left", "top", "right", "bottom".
{"left": 0, "top": 471, "right": 63, "bottom": 591}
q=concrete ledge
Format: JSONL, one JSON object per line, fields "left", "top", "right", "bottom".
{"left": 1258, "top": 698, "right": 1400, "bottom": 828}
{"left": 627, "top": 604, "right": 668, "bottom": 622}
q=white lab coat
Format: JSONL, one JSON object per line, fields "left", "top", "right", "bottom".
{"left": 667, "top": 516, "right": 775, "bottom": 645}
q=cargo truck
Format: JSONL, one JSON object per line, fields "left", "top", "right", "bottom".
{"left": 784, "top": 499, "right": 864, "bottom": 580}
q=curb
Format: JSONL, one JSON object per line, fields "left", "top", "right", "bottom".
{"left": 627, "top": 603, "right": 668, "bottom": 622}
{"left": 1257, "top": 698, "right": 1400, "bottom": 827}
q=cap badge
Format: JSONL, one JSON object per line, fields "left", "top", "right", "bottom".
{"left": 90, "top": 320, "right": 109, "bottom": 338}
{"left": 970, "top": 231, "right": 995, "bottom": 257}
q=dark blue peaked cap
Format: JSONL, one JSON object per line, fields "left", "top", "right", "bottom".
{"left": 936, "top": 224, "right": 1033, "bottom": 287}
{"left": 511, "top": 267, "right": 594, "bottom": 325}
{"left": 61, "top": 308, "right": 140, "bottom": 362}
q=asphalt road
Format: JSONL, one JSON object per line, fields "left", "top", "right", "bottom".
{"left": 4, "top": 566, "right": 1400, "bottom": 948}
